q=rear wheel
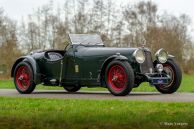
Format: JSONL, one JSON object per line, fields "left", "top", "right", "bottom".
{"left": 64, "top": 86, "right": 81, "bottom": 92}
{"left": 155, "top": 60, "right": 182, "bottom": 94}
{"left": 14, "top": 62, "right": 36, "bottom": 94}
{"left": 105, "top": 60, "right": 134, "bottom": 96}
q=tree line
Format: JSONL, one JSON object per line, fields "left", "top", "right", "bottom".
{"left": 0, "top": 0, "right": 194, "bottom": 78}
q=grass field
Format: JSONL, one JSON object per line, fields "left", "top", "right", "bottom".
{"left": 0, "top": 97, "right": 193, "bottom": 129}
{"left": 0, "top": 75, "right": 193, "bottom": 129}
{"left": 0, "top": 74, "right": 194, "bottom": 92}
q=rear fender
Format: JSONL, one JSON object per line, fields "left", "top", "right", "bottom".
{"left": 11, "top": 56, "right": 41, "bottom": 84}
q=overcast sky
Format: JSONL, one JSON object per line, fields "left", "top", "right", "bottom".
{"left": 0, "top": 0, "right": 194, "bottom": 32}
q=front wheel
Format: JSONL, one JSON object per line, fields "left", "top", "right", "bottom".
{"left": 155, "top": 60, "right": 182, "bottom": 94}
{"left": 105, "top": 60, "right": 134, "bottom": 96}
{"left": 14, "top": 62, "right": 36, "bottom": 94}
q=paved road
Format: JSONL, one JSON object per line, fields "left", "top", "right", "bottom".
{"left": 0, "top": 89, "right": 194, "bottom": 102}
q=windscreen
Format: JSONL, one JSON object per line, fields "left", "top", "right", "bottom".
{"left": 69, "top": 34, "right": 104, "bottom": 46}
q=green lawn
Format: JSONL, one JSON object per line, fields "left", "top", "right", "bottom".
{"left": 0, "top": 74, "right": 193, "bottom": 92}
{"left": 0, "top": 97, "right": 193, "bottom": 129}
{"left": 0, "top": 75, "right": 193, "bottom": 129}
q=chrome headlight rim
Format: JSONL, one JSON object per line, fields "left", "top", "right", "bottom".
{"left": 133, "top": 48, "right": 146, "bottom": 64}
{"left": 155, "top": 48, "right": 168, "bottom": 64}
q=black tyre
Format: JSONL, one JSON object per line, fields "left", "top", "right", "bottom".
{"left": 155, "top": 60, "right": 182, "bottom": 94}
{"left": 105, "top": 60, "right": 134, "bottom": 96}
{"left": 14, "top": 62, "right": 36, "bottom": 94}
{"left": 64, "top": 86, "right": 81, "bottom": 92}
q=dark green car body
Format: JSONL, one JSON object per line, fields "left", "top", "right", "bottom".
{"left": 11, "top": 46, "right": 138, "bottom": 86}
{"left": 11, "top": 34, "right": 182, "bottom": 96}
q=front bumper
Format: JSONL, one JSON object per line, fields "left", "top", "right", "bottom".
{"left": 144, "top": 73, "right": 171, "bottom": 85}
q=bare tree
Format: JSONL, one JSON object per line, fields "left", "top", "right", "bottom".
{"left": 0, "top": 10, "right": 21, "bottom": 78}
{"left": 1, "top": 0, "right": 194, "bottom": 78}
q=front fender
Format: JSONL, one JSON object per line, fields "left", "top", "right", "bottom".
{"left": 101, "top": 54, "right": 129, "bottom": 70}
{"left": 11, "top": 56, "right": 41, "bottom": 84}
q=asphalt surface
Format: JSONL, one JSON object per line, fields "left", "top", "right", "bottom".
{"left": 0, "top": 89, "right": 194, "bottom": 102}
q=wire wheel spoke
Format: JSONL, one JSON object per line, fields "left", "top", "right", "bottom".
{"left": 108, "top": 64, "right": 127, "bottom": 91}
{"left": 161, "top": 65, "right": 175, "bottom": 89}
{"left": 16, "top": 65, "right": 31, "bottom": 91}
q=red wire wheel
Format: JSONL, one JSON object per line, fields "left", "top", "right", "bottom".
{"left": 108, "top": 65, "right": 127, "bottom": 92}
{"left": 14, "top": 62, "right": 36, "bottom": 94}
{"left": 155, "top": 60, "right": 182, "bottom": 94}
{"left": 159, "top": 64, "right": 175, "bottom": 89}
{"left": 16, "top": 66, "right": 31, "bottom": 91}
{"left": 105, "top": 60, "right": 134, "bottom": 96}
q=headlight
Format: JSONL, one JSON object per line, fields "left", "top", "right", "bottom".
{"left": 133, "top": 49, "right": 145, "bottom": 64}
{"left": 155, "top": 49, "right": 168, "bottom": 63}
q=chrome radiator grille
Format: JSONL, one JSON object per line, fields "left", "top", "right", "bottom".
{"left": 140, "top": 51, "right": 154, "bottom": 74}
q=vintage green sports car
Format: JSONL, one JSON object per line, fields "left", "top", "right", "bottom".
{"left": 11, "top": 34, "right": 182, "bottom": 96}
